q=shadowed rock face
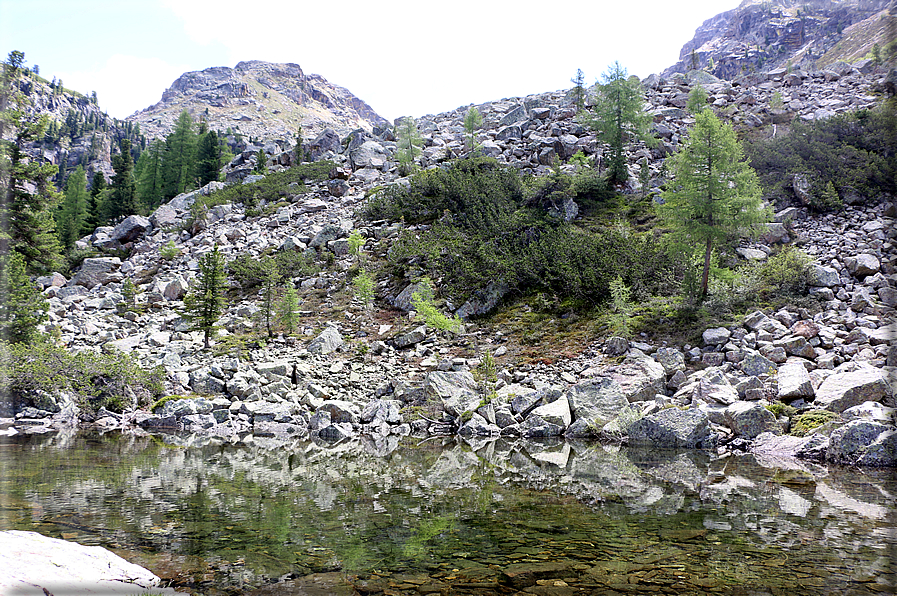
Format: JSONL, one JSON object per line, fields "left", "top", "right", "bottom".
{"left": 664, "top": 0, "right": 892, "bottom": 79}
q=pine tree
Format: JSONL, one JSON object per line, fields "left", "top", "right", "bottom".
{"left": 195, "top": 130, "right": 221, "bottom": 186}
{"left": 277, "top": 285, "right": 300, "bottom": 337}
{"left": 396, "top": 116, "right": 423, "bottom": 175}
{"left": 0, "top": 51, "right": 63, "bottom": 274}
{"left": 182, "top": 245, "right": 227, "bottom": 349}
{"left": 107, "top": 138, "right": 138, "bottom": 220}
{"left": 56, "top": 165, "right": 89, "bottom": 249}
{"left": 582, "top": 61, "right": 653, "bottom": 185}
{"left": 162, "top": 110, "right": 196, "bottom": 199}
{"left": 87, "top": 171, "right": 106, "bottom": 230}
{"left": 0, "top": 250, "right": 47, "bottom": 343}
{"left": 571, "top": 68, "right": 586, "bottom": 113}
{"left": 659, "top": 109, "right": 769, "bottom": 301}
{"left": 136, "top": 139, "right": 165, "bottom": 211}
{"left": 463, "top": 106, "right": 483, "bottom": 152}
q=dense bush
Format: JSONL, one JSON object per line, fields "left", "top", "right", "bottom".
{"left": 229, "top": 250, "right": 319, "bottom": 289}
{"left": 0, "top": 340, "right": 165, "bottom": 414}
{"left": 200, "top": 160, "right": 337, "bottom": 211}
{"left": 376, "top": 158, "right": 678, "bottom": 307}
{"left": 746, "top": 105, "right": 896, "bottom": 209}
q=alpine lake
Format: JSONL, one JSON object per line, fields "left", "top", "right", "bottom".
{"left": 1, "top": 430, "right": 894, "bottom": 595}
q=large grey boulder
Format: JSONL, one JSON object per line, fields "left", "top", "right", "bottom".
{"left": 424, "top": 371, "right": 479, "bottom": 417}
{"left": 529, "top": 396, "right": 572, "bottom": 429}
{"left": 827, "top": 420, "right": 891, "bottom": 464}
{"left": 306, "top": 128, "right": 342, "bottom": 161}
{"left": 606, "top": 356, "right": 667, "bottom": 403}
{"left": 702, "top": 327, "right": 731, "bottom": 345}
{"left": 844, "top": 254, "right": 880, "bottom": 278}
{"left": 654, "top": 347, "right": 685, "bottom": 374}
{"left": 627, "top": 407, "right": 718, "bottom": 449}
{"left": 349, "top": 140, "right": 388, "bottom": 170}
{"left": 316, "top": 400, "right": 359, "bottom": 424}
{"left": 150, "top": 204, "right": 179, "bottom": 229}
{"left": 724, "top": 401, "right": 782, "bottom": 439}
{"left": 855, "top": 430, "right": 897, "bottom": 467}
{"left": 777, "top": 362, "right": 814, "bottom": 400}
{"left": 307, "top": 326, "right": 344, "bottom": 355}
{"left": 740, "top": 353, "right": 778, "bottom": 377}
{"left": 71, "top": 257, "right": 121, "bottom": 289}
{"left": 0, "top": 530, "right": 174, "bottom": 595}
{"left": 111, "top": 215, "right": 152, "bottom": 243}
{"left": 393, "top": 325, "right": 427, "bottom": 348}
{"left": 455, "top": 281, "right": 510, "bottom": 319}
{"left": 564, "top": 377, "right": 630, "bottom": 426}
{"left": 809, "top": 264, "right": 840, "bottom": 287}
{"left": 814, "top": 363, "right": 893, "bottom": 413}
{"left": 361, "top": 399, "right": 402, "bottom": 425}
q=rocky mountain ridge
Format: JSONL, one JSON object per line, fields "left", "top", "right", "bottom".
{"left": 664, "top": 0, "right": 895, "bottom": 79}
{"left": 128, "top": 60, "right": 388, "bottom": 143}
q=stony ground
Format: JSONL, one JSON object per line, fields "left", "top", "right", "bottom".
{"left": 3, "top": 63, "right": 895, "bottom": 468}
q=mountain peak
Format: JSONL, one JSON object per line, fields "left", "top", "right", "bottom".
{"left": 129, "top": 60, "right": 387, "bottom": 141}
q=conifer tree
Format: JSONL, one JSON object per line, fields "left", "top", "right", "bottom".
{"left": 195, "top": 130, "right": 221, "bottom": 186}
{"left": 582, "top": 61, "right": 653, "bottom": 185}
{"left": 107, "top": 138, "right": 138, "bottom": 220}
{"left": 162, "top": 110, "right": 196, "bottom": 199}
{"left": 659, "top": 109, "right": 769, "bottom": 301}
{"left": 0, "top": 251, "right": 47, "bottom": 343}
{"left": 87, "top": 171, "right": 106, "bottom": 230}
{"left": 0, "top": 50, "right": 62, "bottom": 274}
{"left": 463, "top": 106, "right": 483, "bottom": 152}
{"left": 57, "top": 165, "right": 89, "bottom": 249}
{"left": 396, "top": 116, "right": 423, "bottom": 175}
{"left": 136, "top": 139, "right": 165, "bottom": 211}
{"left": 183, "top": 245, "right": 227, "bottom": 349}
{"left": 571, "top": 68, "right": 586, "bottom": 113}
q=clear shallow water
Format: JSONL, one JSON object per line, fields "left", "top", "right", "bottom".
{"left": 0, "top": 430, "right": 894, "bottom": 595}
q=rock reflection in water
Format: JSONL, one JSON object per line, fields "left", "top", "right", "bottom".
{"left": 0, "top": 431, "right": 894, "bottom": 595}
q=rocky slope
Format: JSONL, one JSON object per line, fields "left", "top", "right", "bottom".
{"left": 128, "top": 60, "right": 389, "bottom": 142}
{"left": 664, "top": 0, "right": 895, "bottom": 79}
{"left": 5, "top": 55, "right": 894, "bottom": 467}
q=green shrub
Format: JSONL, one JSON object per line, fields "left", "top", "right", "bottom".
{"left": 229, "top": 250, "right": 318, "bottom": 289}
{"left": 159, "top": 240, "right": 180, "bottom": 260}
{"left": 411, "top": 279, "right": 461, "bottom": 332}
{"left": 352, "top": 268, "right": 375, "bottom": 306}
{"left": 0, "top": 340, "right": 165, "bottom": 414}
{"left": 758, "top": 246, "right": 814, "bottom": 296}
{"left": 790, "top": 410, "right": 839, "bottom": 437}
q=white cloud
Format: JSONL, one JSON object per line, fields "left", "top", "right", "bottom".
{"left": 57, "top": 54, "right": 188, "bottom": 119}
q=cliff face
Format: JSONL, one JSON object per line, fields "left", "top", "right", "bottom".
{"left": 664, "top": 0, "right": 895, "bottom": 78}
{"left": 128, "top": 60, "right": 388, "bottom": 143}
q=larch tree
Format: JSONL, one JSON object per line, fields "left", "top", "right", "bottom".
{"left": 396, "top": 116, "right": 423, "bottom": 175}
{"left": 463, "top": 106, "right": 483, "bottom": 152}
{"left": 582, "top": 61, "right": 653, "bottom": 185}
{"left": 107, "top": 138, "right": 138, "bottom": 221}
{"left": 182, "top": 245, "right": 227, "bottom": 349}
{"left": 195, "top": 130, "right": 221, "bottom": 186}
{"left": 136, "top": 139, "right": 165, "bottom": 211}
{"left": 163, "top": 110, "right": 196, "bottom": 199}
{"left": 0, "top": 50, "right": 62, "bottom": 274}
{"left": 658, "top": 109, "right": 770, "bottom": 301}
{"left": 57, "top": 165, "right": 89, "bottom": 249}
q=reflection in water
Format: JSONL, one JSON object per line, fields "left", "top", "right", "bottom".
{"left": 0, "top": 430, "right": 895, "bottom": 595}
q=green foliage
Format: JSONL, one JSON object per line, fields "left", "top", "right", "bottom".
{"left": 162, "top": 110, "right": 197, "bottom": 199}
{"left": 352, "top": 268, "right": 375, "bottom": 307}
{"left": 790, "top": 410, "right": 839, "bottom": 437}
{"left": 277, "top": 285, "right": 300, "bottom": 336}
{"left": 757, "top": 246, "right": 813, "bottom": 296}
{"left": 182, "top": 245, "right": 227, "bottom": 348}
{"left": 0, "top": 252, "right": 48, "bottom": 343}
{"left": 686, "top": 85, "right": 709, "bottom": 115}
{"left": 204, "top": 160, "right": 336, "bottom": 209}
{"left": 581, "top": 61, "right": 653, "bottom": 184}
{"left": 411, "top": 279, "right": 461, "bottom": 332}
{"left": 765, "top": 401, "right": 797, "bottom": 418}
{"left": 396, "top": 116, "right": 423, "bottom": 176}
{"left": 257, "top": 258, "right": 280, "bottom": 338}
{"left": 570, "top": 69, "right": 586, "bottom": 113}
{"left": 0, "top": 339, "right": 165, "bottom": 414}
{"left": 348, "top": 229, "right": 365, "bottom": 258}
{"left": 150, "top": 394, "right": 189, "bottom": 413}
{"left": 607, "top": 276, "right": 634, "bottom": 337}
{"left": 659, "top": 109, "right": 769, "bottom": 301}
{"left": 253, "top": 148, "right": 267, "bottom": 174}
{"left": 229, "top": 249, "right": 318, "bottom": 289}
{"left": 107, "top": 138, "right": 138, "bottom": 220}
{"left": 195, "top": 130, "right": 222, "bottom": 186}
{"left": 160, "top": 239, "right": 180, "bottom": 260}
{"left": 745, "top": 106, "right": 896, "bottom": 208}
{"left": 474, "top": 349, "right": 498, "bottom": 403}
{"left": 376, "top": 157, "right": 675, "bottom": 307}
{"left": 1, "top": 52, "right": 64, "bottom": 273}
{"left": 56, "top": 165, "right": 90, "bottom": 249}
{"left": 463, "top": 106, "right": 483, "bottom": 152}
{"left": 120, "top": 278, "right": 138, "bottom": 311}
{"left": 135, "top": 139, "right": 165, "bottom": 212}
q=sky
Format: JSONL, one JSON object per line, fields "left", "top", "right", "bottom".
{"left": 0, "top": 0, "right": 741, "bottom": 123}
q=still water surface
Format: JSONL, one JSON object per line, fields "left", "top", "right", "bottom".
{"left": 0, "top": 430, "right": 894, "bottom": 595}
